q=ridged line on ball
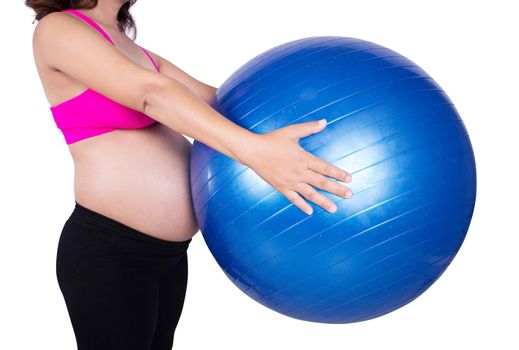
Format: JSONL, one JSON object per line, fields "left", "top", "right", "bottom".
{"left": 219, "top": 37, "right": 360, "bottom": 105}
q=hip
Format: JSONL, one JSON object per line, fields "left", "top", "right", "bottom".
{"left": 57, "top": 203, "right": 191, "bottom": 275}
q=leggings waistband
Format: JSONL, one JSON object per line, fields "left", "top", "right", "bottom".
{"left": 69, "top": 201, "right": 192, "bottom": 250}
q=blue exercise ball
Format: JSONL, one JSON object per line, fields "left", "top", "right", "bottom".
{"left": 189, "top": 36, "right": 477, "bottom": 323}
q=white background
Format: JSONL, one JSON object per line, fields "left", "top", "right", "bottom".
{"left": 1, "top": 0, "right": 518, "bottom": 349}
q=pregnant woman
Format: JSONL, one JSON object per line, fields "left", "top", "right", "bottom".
{"left": 25, "top": 0, "right": 353, "bottom": 349}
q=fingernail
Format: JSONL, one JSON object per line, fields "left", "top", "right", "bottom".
{"left": 344, "top": 191, "right": 353, "bottom": 199}
{"left": 328, "top": 204, "right": 337, "bottom": 213}
{"left": 306, "top": 207, "right": 313, "bottom": 215}
{"left": 345, "top": 174, "right": 352, "bottom": 183}
{"left": 318, "top": 119, "right": 327, "bottom": 126}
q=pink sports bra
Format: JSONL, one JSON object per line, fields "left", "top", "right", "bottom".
{"left": 50, "top": 9, "right": 160, "bottom": 145}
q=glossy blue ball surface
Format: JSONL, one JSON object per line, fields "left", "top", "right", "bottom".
{"left": 190, "top": 36, "right": 477, "bottom": 323}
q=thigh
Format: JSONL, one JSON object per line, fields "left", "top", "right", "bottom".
{"left": 150, "top": 253, "right": 189, "bottom": 350}
{"left": 56, "top": 219, "right": 160, "bottom": 350}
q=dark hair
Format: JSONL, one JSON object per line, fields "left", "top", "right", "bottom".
{"left": 25, "top": 0, "right": 138, "bottom": 39}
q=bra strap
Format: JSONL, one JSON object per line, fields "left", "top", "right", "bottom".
{"left": 62, "top": 9, "right": 115, "bottom": 45}
{"left": 139, "top": 46, "right": 160, "bottom": 73}
{"left": 63, "top": 9, "right": 159, "bottom": 73}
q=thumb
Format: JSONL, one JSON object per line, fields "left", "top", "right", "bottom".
{"left": 282, "top": 119, "right": 327, "bottom": 140}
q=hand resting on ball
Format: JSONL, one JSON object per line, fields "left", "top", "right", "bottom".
{"left": 238, "top": 118, "right": 353, "bottom": 215}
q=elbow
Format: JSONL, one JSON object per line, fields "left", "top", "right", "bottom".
{"left": 140, "top": 74, "right": 175, "bottom": 116}
{"left": 140, "top": 74, "right": 207, "bottom": 125}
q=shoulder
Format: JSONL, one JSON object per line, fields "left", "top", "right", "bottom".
{"left": 32, "top": 12, "right": 72, "bottom": 65}
{"left": 32, "top": 11, "right": 106, "bottom": 63}
{"left": 33, "top": 11, "right": 75, "bottom": 42}
{"left": 33, "top": 11, "right": 95, "bottom": 53}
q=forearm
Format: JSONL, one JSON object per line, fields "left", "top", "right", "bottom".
{"left": 143, "top": 77, "right": 256, "bottom": 164}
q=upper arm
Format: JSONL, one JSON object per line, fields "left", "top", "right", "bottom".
{"left": 33, "top": 12, "right": 167, "bottom": 112}
{"left": 147, "top": 50, "right": 216, "bottom": 103}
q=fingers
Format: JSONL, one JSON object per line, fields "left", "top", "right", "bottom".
{"left": 307, "top": 170, "right": 353, "bottom": 199}
{"left": 282, "top": 118, "right": 327, "bottom": 140}
{"left": 282, "top": 189, "right": 314, "bottom": 215}
{"left": 308, "top": 156, "right": 352, "bottom": 183}
{"left": 295, "top": 183, "right": 338, "bottom": 213}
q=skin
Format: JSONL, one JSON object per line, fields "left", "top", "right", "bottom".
{"left": 31, "top": 0, "right": 353, "bottom": 242}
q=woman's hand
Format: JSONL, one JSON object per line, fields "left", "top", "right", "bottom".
{"left": 239, "top": 119, "right": 353, "bottom": 215}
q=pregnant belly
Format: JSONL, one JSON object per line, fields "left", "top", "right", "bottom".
{"left": 70, "top": 123, "right": 199, "bottom": 242}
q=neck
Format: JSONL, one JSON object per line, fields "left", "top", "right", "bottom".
{"left": 81, "top": 0, "right": 124, "bottom": 30}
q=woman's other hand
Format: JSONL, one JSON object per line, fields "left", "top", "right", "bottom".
{"left": 239, "top": 119, "right": 353, "bottom": 215}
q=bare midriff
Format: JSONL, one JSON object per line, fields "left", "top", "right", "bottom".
{"left": 69, "top": 122, "right": 199, "bottom": 242}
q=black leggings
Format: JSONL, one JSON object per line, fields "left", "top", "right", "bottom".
{"left": 56, "top": 202, "right": 192, "bottom": 350}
